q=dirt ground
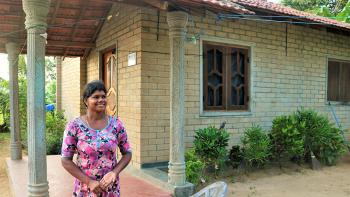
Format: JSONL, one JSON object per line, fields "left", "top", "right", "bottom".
{"left": 0, "top": 133, "right": 11, "bottom": 197}
{"left": 227, "top": 154, "right": 350, "bottom": 197}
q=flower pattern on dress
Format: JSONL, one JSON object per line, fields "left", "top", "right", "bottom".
{"left": 61, "top": 116, "right": 131, "bottom": 197}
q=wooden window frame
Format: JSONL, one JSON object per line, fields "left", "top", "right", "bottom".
{"left": 203, "top": 41, "right": 250, "bottom": 112}
{"left": 327, "top": 59, "right": 350, "bottom": 102}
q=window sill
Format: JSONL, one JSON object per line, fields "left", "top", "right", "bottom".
{"left": 200, "top": 111, "right": 253, "bottom": 117}
{"left": 326, "top": 101, "right": 350, "bottom": 106}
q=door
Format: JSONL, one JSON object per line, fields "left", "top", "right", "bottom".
{"left": 103, "top": 49, "right": 117, "bottom": 116}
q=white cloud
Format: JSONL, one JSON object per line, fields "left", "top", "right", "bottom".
{"left": 0, "top": 53, "right": 9, "bottom": 80}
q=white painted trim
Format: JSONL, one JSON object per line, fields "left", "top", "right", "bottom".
{"left": 199, "top": 36, "right": 255, "bottom": 117}
{"left": 325, "top": 55, "right": 350, "bottom": 105}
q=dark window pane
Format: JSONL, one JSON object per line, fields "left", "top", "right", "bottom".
{"left": 231, "top": 87, "right": 237, "bottom": 105}
{"left": 216, "top": 87, "right": 223, "bottom": 106}
{"left": 340, "top": 63, "right": 350, "bottom": 101}
{"left": 239, "top": 88, "right": 245, "bottom": 105}
{"left": 208, "top": 73, "right": 222, "bottom": 87}
{"left": 208, "top": 87, "right": 214, "bottom": 106}
{"left": 327, "top": 61, "right": 340, "bottom": 101}
{"left": 216, "top": 49, "right": 223, "bottom": 73}
{"left": 232, "top": 75, "right": 244, "bottom": 87}
{"left": 208, "top": 49, "right": 214, "bottom": 73}
{"left": 239, "top": 52, "right": 245, "bottom": 75}
{"left": 231, "top": 51, "right": 237, "bottom": 73}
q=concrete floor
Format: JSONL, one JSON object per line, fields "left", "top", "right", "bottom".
{"left": 6, "top": 155, "right": 172, "bottom": 197}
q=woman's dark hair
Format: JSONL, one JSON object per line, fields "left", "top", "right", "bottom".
{"left": 82, "top": 80, "right": 107, "bottom": 106}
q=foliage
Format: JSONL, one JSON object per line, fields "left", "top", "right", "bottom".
{"left": 241, "top": 125, "right": 271, "bottom": 168}
{"left": 45, "top": 57, "right": 56, "bottom": 81}
{"left": 46, "top": 80, "right": 56, "bottom": 104}
{"left": 270, "top": 115, "right": 305, "bottom": 163}
{"left": 282, "top": 0, "right": 348, "bottom": 15}
{"left": 336, "top": 0, "right": 350, "bottom": 22}
{"left": 228, "top": 145, "right": 243, "bottom": 169}
{"left": 1, "top": 55, "right": 61, "bottom": 155}
{"left": 282, "top": 0, "right": 328, "bottom": 12}
{"left": 282, "top": 0, "right": 350, "bottom": 23}
{"left": 295, "top": 109, "right": 347, "bottom": 165}
{"left": 193, "top": 126, "right": 230, "bottom": 171}
{"left": 0, "top": 78, "right": 10, "bottom": 132}
{"left": 46, "top": 110, "right": 66, "bottom": 155}
{"left": 185, "top": 149, "right": 205, "bottom": 185}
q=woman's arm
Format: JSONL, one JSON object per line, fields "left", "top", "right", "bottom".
{"left": 61, "top": 157, "right": 103, "bottom": 194}
{"left": 100, "top": 152, "right": 132, "bottom": 190}
{"left": 113, "top": 152, "right": 132, "bottom": 175}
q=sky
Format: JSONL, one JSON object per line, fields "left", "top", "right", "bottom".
{"left": 0, "top": 0, "right": 281, "bottom": 81}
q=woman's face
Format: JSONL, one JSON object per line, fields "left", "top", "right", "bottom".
{"left": 85, "top": 90, "right": 107, "bottom": 113}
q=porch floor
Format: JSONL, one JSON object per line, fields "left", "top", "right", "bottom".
{"left": 6, "top": 155, "right": 172, "bottom": 197}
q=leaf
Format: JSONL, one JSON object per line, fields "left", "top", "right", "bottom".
{"left": 309, "top": 6, "right": 335, "bottom": 17}
{"left": 336, "top": 0, "right": 350, "bottom": 22}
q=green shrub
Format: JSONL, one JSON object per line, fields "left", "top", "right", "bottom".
{"left": 193, "top": 126, "right": 229, "bottom": 170}
{"left": 185, "top": 149, "right": 205, "bottom": 185}
{"left": 0, "top": 78, "right": 10, "bottom": 132}
{"left": 241, "top": 125, "right": 271, "bottom": 168}
{"left": 228, "top": 145, "right": 243, "bottom": 169}
{"left": 46, "top": 110, "right": 66, "bottom": 155}
{"left": 295, "top": 109, "right": 347, "bottom": 165}
{"left": 270, "top": 115, "right": 305, "bottom": 163}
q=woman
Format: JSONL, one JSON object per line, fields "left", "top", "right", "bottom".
{"left": 61, "top": 80, "right": 132, "bottom": 197}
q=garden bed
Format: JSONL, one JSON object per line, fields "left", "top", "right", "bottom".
{"left": 196, "top": 153, "right": 350, "bottom": 196}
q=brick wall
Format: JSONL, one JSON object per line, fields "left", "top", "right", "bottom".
{"left": 86, "top": 4, "right": 143, "bottom": 168}
{"left": 140, "top": 8, "right": 350, "bottom": 164}
{"left": 61, "top": 57, "right": 82, "bottom": 121}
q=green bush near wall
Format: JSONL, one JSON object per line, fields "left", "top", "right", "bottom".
{"left": 295, "top": 109, "right": 348, "bottom": 166}
{"left": 270, "top": 108, "right": 348, "bottom": 166}
{"left": 193, "top": 125, "right": 230, "bottom": 171}
{"left": 185, "top": 149, "right": 205, "bottom": 185}
{"left": 241, "top": 125, "right": 271, "bottom": 168}
{"left": 46, "top": 110, "right": 66, "bottom": 155}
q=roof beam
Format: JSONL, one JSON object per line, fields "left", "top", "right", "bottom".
{"left": 63, "top": 0, "right": 89, "bottom": 58}
{"left": 46, "top": 40, "right": 95, "bottom": 48}
{"left": 82, "top": 4, "right": 112, "bottom": 59}
{"left": 49, "top": 0, "right": 62, "bottom": 25}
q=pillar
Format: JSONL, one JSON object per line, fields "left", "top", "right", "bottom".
{"left": 23, "top": 0, "right": 50, "bottom": 196}
{"left": 5, "top": 42, "right": 22, "bottom": 160}
{"left": 56, "top": 57, "right": 62, "bottom": 111}
{"left": 167, "top": 11, "right": 188, "bottom": 187}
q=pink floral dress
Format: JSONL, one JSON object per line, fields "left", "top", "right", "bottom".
{"left": 61, "top": 116, "right": 131, "bottom": 197}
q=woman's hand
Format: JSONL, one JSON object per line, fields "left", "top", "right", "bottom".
{"left": 88, "top": 180, "right": 103, "bottom": 195}
{"left": 100, "top": 171, "right": 117, "bottom": 191}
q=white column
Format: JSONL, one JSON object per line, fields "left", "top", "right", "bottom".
{"left": 167, "top": 11, "right": 188, "bottom": 186}
{"left": 5, "top": 42, "right": 22, "bottom": 160}
{"left": 56, "top": 57, "right": 62, "bottom": 111}
{"left": 23, "top": 0, "right": 50, "bottom": 196}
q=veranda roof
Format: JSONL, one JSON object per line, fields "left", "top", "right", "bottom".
{"left": 0, "top": 0, "right": 349, "bottom": 58}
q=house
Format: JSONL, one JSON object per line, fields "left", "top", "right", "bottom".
{"left": 1, "top": 0, "right": 349, "bottom": 196}
{"left": 58, "top": 0, "right": 350, "bottom": 168}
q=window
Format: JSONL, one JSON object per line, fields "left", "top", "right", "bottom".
{"left": 203, "top": 41, "right": 250, "bottom": 111}
{"left": 327, "top": 59, "right": 350, "bottom": 102}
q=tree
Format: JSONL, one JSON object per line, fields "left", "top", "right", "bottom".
{"left": 282, "top": 0, "right": 350, "bottom": 23}
{"left": 282, "top": 0, "right": 348, "bottom": 15}
{"left": 0, "top": 78, "right": 9, "bottom": 132}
